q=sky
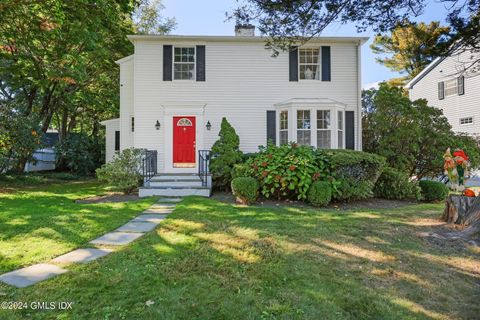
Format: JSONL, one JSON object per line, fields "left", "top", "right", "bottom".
{"left": 162, "top": 0, "right": 452, "bottom": 88}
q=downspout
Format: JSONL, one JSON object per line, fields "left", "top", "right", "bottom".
{"left": 357, "top": 41, "right": 363, "bottom": 151}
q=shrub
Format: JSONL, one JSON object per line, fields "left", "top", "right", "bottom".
{"left": 96, "top": 148, "right": 144, "bottom": 194}
{"left": 322, "top": 149, "right": 386, "bottom": 201}
{"left": 55, "top": 133, "right": 104, "bottom": 175}
{"left": 210, "top": 118, "right": 244, "bottom": 190}
{"left": 419, "top": 180, "right": 449, "bottom": 202}
{"left": 245, "top": 143, "right": 331, "bottom": 200}
{"left": 307, "top": 181, "right": 332, "bottom": 206}
{"left": 232, "top": 163, "right": 250, "bottom": 179}
{"left": 231, "top": 177, "right": 259, "bottom": 204}
{"left": 0, "top": 104, "right": 43, "bottom": 173}
{"left": 374, "top": 167, "right": 420, "bottom": 200}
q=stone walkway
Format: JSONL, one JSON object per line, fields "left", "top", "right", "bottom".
{"left": 0, "top": 198, "right": 179, "bottom": 288}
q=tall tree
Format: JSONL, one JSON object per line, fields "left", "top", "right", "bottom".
{"left": 0, "top": 0, "right": 175, "bottom": 172}
{"left": 370, "top": 22, "right": 450, "bottom": 84}
{"left": 133, "top": 0, "right": 176, "bottom": 35}
{"left": 231, "top": 0, "right": 480, "bottom": 66}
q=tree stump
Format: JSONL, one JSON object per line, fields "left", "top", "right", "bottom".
{"left": 443, "top": 195, "right": 480, "bottom": 239}
{"left": 443, "top": 195, "right": 477, "bottom": 224}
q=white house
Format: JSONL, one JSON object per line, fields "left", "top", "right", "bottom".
{"left": 406, "top": 47, "right": 480, "bottom": 135}
{"left": 101, "top": 25, "right": 367, "bottom": 197}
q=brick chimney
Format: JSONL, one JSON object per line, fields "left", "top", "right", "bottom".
{"left": 235, "top": 24, "right": 255, "bottom": 37}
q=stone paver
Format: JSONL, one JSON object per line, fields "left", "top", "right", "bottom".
{"left": 116, "top": 221, "right": 158, "bottom": 233}
{"left": 0, "top": 263, "right": 68, "bottom": 288}
{"left": 90, "top": 232, "right": 143, "bottom": 246}
{"left": 151, "top": 203, "right": 176, "bottom": 209}
{"left": 157, "top": 198, "right": 182, "bottom": 203}
{"left": 143, "top": 208, "right": 174, "bottom": 214}
{"left": 132, "top": 214, "right": 167, "bottom": 223}
{"left": 52, "top": 248, "right": 113, "bottom": 264}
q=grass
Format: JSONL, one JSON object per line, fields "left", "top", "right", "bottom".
{"left": 0, "top": 179, "right": 158, "bottom": 273}
{"left": 0, "top": 184, "right": 479, "bottom": 319}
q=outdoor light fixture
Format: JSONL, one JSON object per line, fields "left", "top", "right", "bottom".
{"left": 206, "top": 121, "right": 212, "bottom": 131}
{"left": 155, "top": 120, "right": 161, "bottom": 130}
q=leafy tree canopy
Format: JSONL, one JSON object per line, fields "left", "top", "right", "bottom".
{"left": 231, "top": 0, "right": 480, "bottom": 62}
{"left": 362, "top": 83, "right": 480, "bottom": 179}
{"left": 370, "top": 21, "right": 450, "bottom": 84}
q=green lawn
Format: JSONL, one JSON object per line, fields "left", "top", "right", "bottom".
{"left": 0, "top": 179, "right": 157, "bottom": 273}
{"left": 1, "top": 184, "right": 479, "bottom": 319}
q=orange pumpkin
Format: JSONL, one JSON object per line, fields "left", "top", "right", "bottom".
{"left": 463, "top": 189, "right": 476, "bottom": 197}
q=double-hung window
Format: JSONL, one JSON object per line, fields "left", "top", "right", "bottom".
{"left": 174, "top": 47, "right": 195, "bottom": 80}
{"left": 297, "top": 110, "right": 311, "bottom": 145}
{"left": 279, "top": 111, "right": 288, "bottom": 145}
{"left": 299, "top": 48, "right": 320, "bottom": 80}
{"left": 337, "top": 111, "right": 344, "bottom": 149}
{"left": 444, "top": 78, "right": 458, "bottom": 97}
{"left": 317, "top": 110, "right": 331, "bottom": 149}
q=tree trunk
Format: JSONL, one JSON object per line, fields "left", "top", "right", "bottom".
{"left": 444, "top": 195, "right": 480, "bottom": 240}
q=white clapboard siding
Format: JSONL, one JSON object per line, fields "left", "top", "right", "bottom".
{"left": 102, "top": 119, "right": 119, "bottom": 163}
{"left": 409, "top": 49, "right": 480, "bottom": 135}
{"left": 118, "top": 36, "right": 363, "bottom": 172}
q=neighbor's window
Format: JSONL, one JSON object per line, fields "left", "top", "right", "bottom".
{"left": 444, "top": 78, "right": 458, "bottom": 97}
{"left": 460, "top": 117, "right": 473, "bottom": 125}
{"left": 174, "top": 47, "right": 195, "bottom": 80}
{"left": 317, "top": 110, "right": 331, "bottom": 149}
{"left": 299, "top": 48, "right": 320, "bottom": 80}
{"left": 297, "top": 110, "right": 311, "bottom": 145}
{"left": 337, "top": 111, "right": 344, "bottom": 149}
{"left": 279, "top": 110, "right": 288, "bottom": 145}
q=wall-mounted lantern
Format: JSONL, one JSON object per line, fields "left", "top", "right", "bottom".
{"left": 155, "top": 120, "right": 161, "bottom": 130}
{"left": 206, "top": 121, "right": 212, "bottom": 131}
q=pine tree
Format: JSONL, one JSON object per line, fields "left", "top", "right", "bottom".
{"left": 210, "top": 118, "right": 243, "bottom": 190}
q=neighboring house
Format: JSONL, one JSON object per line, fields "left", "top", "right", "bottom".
{"left": 101, "top": 25, "right": 367, "bottom": 196}
{"left": 24, "top": 131, "right": 58, "bottom": 172}
{"left": 406, "top": 47, "right": 480, "bottom": 135}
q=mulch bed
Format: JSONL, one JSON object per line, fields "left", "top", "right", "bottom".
{"left": 75, "top": 193, "right": 140, "bottom": 204}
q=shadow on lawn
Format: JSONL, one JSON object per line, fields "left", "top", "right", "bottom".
{"left": 3, "top": 196, "right": 479, "bottom": 319}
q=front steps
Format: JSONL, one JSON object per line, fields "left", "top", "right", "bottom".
{"left": 139, "top": 173, "right": 211, "bottom": 197}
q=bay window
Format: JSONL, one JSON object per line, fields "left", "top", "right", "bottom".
{"left": 279, "top": 110, "right": 288, "bottom": 145}
{"left": 316, "top": 110, "right": 331, "bottom": 149}
{"left": 337, "top": 111, "right": 344, "bottom": 149}
{"left": 296, "top": 110, "right": 311, "bottom": 145}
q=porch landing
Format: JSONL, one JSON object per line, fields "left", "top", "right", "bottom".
{"left": 139, "top": 173, "right": 211, "bottom": 198}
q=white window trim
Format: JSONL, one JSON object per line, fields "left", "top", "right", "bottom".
{"left": 298, "top": 47, "right": 321, "bottom": 81}
{"left": 337, "top": 110, "right": 345, "bottom": 149}
{"left": 316, "top": 109, "right": 333, "bottom": 149}
{"left": 274, "top": 99, "right": 346, "bottom": 149}
{"left": 172, "top": 46, "right": 196, "bottom": 81}
{"left": 444, "top": 78, "right": 458, "bottom": 97}
{"left": 279, "top": 110, "right": 289, "bottom": 145}
{"left": 460, "top": 116, "right": 474, "bottom": 125}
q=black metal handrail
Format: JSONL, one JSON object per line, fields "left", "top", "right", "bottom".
{"left": 142, "top": 149, "right": 157, "bottom": 184}
{"left": 198, "top": 150, "right": 211, "bottom": 187}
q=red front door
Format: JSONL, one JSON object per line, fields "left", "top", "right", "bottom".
{"left": 173, "top": 116, "right": 196, "bottom": 167}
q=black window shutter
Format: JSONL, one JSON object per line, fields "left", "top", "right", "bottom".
{"left": 196, "top": 45, "right": 206, "bottom": 81}
{"left": 321, "top": 46, "right": 331, "bottom": 81}
{"left": 289, "top": 47, "right": 298, "bottom": 81}
{"left": 345, "top": 111, "right": 355, "bottom": 150}
{"left": 131, "top": 117, "right": 134, "bottom": 132}
{"left": 458, "top": 76, "right": 464, "bottom": 95}
{"left": 163, "top": 45, "right": 173, "bottom": 81}
{"left": 438, "top": 81, "right": 444, "bottom": 100}
{"left": 114, "top": 131, "right": 120, "bottom": 151}
{"left": 266, "top": 111, "right": 276, "bottom": 144}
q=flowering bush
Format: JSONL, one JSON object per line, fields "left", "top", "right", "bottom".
{"left": 242, "top": 143, "right": 333, "bottom": 200}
